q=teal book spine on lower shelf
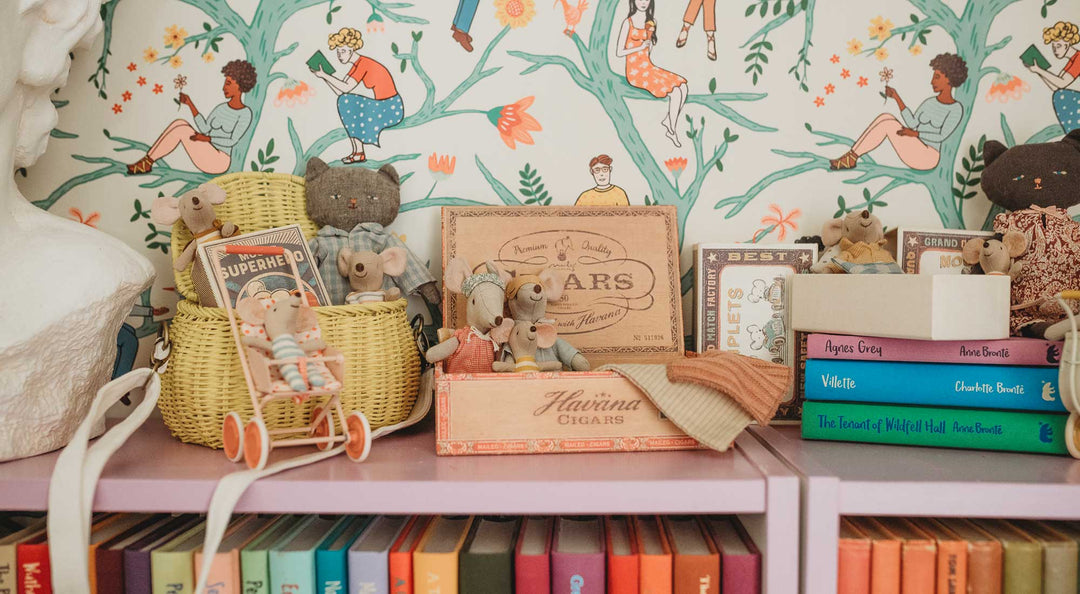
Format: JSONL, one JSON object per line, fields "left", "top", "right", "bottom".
{"left": 804, "top": 359, "right": 1064, "bottom": 412}
{"left": 802, "top": 401, "right": 1069, "bottom": 455}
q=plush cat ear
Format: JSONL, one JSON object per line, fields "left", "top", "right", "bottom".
{"left": 983, "top": 140, "right": 1008, "bottom": 167}
{"left": 236, "top": 297, "right": 267, "bottom": 325}
{"left": 962, "top": 237, "right": 984, "bottom": 265}
{"left": 150, "top": 195, "right": 182, "bottom": 225}
{"left": 444, "top": 258, "right": 471, "bottom": 294}
{"left": 200, "top": 182, "right": 227, "bottom": 205}
{"left": 821, "top": 217, "right": 844, "bottom": 247}
{"left": 337, "top": 248, "right": 354, "bottom": 278}
{"left": 380, "top": 247, "right": 408, "bottom": 277}
{"left": 490, "top": 317, "right": 514, "bottom": 344}
{"left": 305, "top": 157, "right": 330, "bottom": 181}
{"left": 539, "top": 268, "right": 566, "bottom": 300}
{"left": 379, "top": 164, "right": 400, "bottom": 185}
{"left": 1002, "top": 231, "right": 1028, "bottom": 258}
{"left": 536, "top": 323, "right": 557, "bottom": 349}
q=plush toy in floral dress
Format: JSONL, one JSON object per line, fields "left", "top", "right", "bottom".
{"left": 616, "top": 0, "right": 688, "bottom": 147}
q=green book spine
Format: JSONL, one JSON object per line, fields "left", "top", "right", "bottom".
{"left": 151, "top": 551, "right": 194, "bottom": 594}
{"left": 802, "top": 401, "right": 1069, "bottom": 455}
{"left": 1002, "top": 541, "right": 1042, "bottom": 594}
{"left": 240, "top": 549, "right": 270, "bottom": 594}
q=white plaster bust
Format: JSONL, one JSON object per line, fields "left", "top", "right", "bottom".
{"left": 0, "top": 0, "right": 155, "bottom": 460}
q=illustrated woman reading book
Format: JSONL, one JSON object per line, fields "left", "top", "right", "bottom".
{"left": 831, "top": 53, "right": 968, "bottom": 172}
{"left": 1027, "top": 21, "right": 1080, "bottom": 134}
{"left": 127, "top": 60, "right": 256, "bottom": 175}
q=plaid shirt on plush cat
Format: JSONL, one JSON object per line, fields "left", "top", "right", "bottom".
{"left": 310, "top": 222, "right": 436, "bottom": 305}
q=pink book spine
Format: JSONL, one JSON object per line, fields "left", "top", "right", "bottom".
{"left": 514, "top": 554, "right": 550, "bottom": 594}
{"left": 551, "top": 552, "right": 605, "bottom": 594}
{"left": 722, "top": 553, "right": 761, "bottom": 594}
{"left": 806, "top": 334, "right": 1062, "bottom": 367}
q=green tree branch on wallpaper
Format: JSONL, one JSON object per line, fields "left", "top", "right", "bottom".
{"left": 741, "top": 0, "right": 816, "bottom": 91}
{"left": 719, "top": 0, "right": 1065, "bottom": 229}
{"left": 36, "top": 0, "right": 510, "bottom": 211}
{"left": 506, "top": 0, "right": 770, "bottom": 245}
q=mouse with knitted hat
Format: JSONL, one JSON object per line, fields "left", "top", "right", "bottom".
{"left": 499, "top": 267, "right": 591, "bottom": 371}
{"left": 426, "top": 258, "right": 514, "bottom": 374}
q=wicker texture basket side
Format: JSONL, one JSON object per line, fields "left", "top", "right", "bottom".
{"left": 171, "top": 172, "right": 318, "bottom": 302}
{"left": 160, "top": 298, "right": 420, "bottom": 448}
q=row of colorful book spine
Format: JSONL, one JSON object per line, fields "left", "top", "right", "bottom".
{"left": 839, "top": 516, "right": 1080, "bottom": 594}
{"left": 801, "top": 334, "right": 1074, "bottom": 455}
{"left": 0, "top": 512, "right": 761, "bottom": 594}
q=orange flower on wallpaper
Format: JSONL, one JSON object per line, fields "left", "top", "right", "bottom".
{"left": 428, "top": 153, "right": 457, "bottom": 181}
{"left": 868, "top": 16, "right": 894, "bottom": 41}
{"left": 169, "top": 55, "right": 183, "bottom": 68}
{"left": 759, "top": 204, "right": 800, "bottom": 240}
{"left": 203, "top": 53, "right": 215, "bottom": 63}
{"left": 874, "top": 47, "right": 889, "bottom": 61}
{"left": 143, "top": 47, "right": 159, "bottom": 63}
{"left": 164, "top": 25, "right": 188, "bottom": 49}
{"left": 910, "top": 45, "right": 923, "bottom": 56}
{"left": 846, "top": 38, "right": 863, "bottom": 55}
{"left": 814, "top": 96, "right": 825, "bottom": 107}
{"left": 664, "top": 157, "right": 687, "bottom": 178}
{"left": 274, "top": 79, "right": 314, "bottom": 107}
{"left": 68, "top": 208, "right": 100, "bottom": 228}
{"left": 487, "top": 96, "right": 542, "bottom": 149}
{"left": 367, "top": 20, "right": 385, "bottom": 33}
{"left": 494, "top": 0, "right": 536, "bottom": 28}
{"left": 985, "top": 73, "right": 1030, "bottom": 103}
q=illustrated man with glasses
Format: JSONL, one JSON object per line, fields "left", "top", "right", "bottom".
{"left": 575, "top": 154, "right": 630, "bottom": 206}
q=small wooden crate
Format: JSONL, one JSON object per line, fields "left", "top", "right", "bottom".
{"left": 434, "top": 368, "right": 699, "bottom": 456}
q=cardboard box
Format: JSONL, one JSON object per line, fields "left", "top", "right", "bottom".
{"left": 441, "top": 206, "right": 684, "bottom": 367}
{"left": 791, "top": 274, "right": 1011, "bottom": 340}
{"left": 435, "top": 369, "right": 699, "bottom": 456}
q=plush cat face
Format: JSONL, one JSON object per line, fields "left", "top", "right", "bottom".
{"left": 981, "top": 129, "right": 1080, "bottom": 211}
{"left": 304, "top": 157, "right": 402, "bottom": 230}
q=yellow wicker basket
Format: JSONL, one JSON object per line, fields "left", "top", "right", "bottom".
{"left": 159, "top": 172, "right": 420, "bottom": 448}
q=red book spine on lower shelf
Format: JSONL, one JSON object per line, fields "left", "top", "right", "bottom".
{"left": 17, "top": 539, "right": 50, "bottom": 594}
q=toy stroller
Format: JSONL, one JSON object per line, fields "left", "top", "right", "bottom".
{"left": 211, "top": 245, "right": 372, "bottom": 470}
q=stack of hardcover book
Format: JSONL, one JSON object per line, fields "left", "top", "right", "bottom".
{"left": 800, "top": 334, "right": 1070, "bottom": 455}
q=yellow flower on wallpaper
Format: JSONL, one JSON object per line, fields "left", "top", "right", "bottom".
{"left": 163, "top": 25, "right": 188, "bottom": 49}
{"left": 846, "top": 38, "right": 863, "bottom": 55}
{"left": 909, "top": 45, "right": 923, "bottom": 56}
{"left": 143, "top": 47, "right": 159, "bottom": 62}
{"left": 494, "top": 0, "right": 536, "bottom": 29}
{"left": 203, "top": 52, "right": 215, "bottom": 63}
{"left": 874, "top": 47, "right": 889, "bottom": 61}
{"left": 868, "top": 16, "right": 894, "bottom": 41}
{"left": 169, "top": 55, "right": 183, "bottom": 68}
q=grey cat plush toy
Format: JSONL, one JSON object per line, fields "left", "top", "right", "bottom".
{"left": 305, "top": 157, "right": 441, "bottom": 308}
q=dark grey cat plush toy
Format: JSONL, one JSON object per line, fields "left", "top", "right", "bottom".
{"left": 305, "top": 157, "right": 441, "bottom": 308}
{"left": 978, "top": 129, "right": 1080, "bottom": 339}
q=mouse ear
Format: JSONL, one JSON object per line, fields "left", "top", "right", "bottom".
{"left": 337, "top": 248, "right": 353, "bottom": 278}
{"left": 1002, "top": 231, "right": 1028, "bottom": 258}
{"left": 444, "top": 258, "right": 471, "bottom": 294}
{"left": 236, "top": 297, "right": 267, "bottom": 325}
{"left": 962, "top": 237, "right": 983, "bottom": 265}
{"left": 539, "top": 268, "right": 566, "bottom": 300}
{"left": 150, "top": 195, "right": 182, "bottom": 225}
{"left": 821, "top": 218, "right": 843, "bottom": 247}
{"left": 201, "top": 182, "right": 227, "bottom": 205}
{"left": 536, "top": 323, "right": 557, "bottom": 349}
{"left": 490, "top": 317, "right": 514, "bottom": 344}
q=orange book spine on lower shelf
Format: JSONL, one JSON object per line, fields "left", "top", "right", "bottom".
{"left": 838, "top": 518, "right": 871, "bottom": 594}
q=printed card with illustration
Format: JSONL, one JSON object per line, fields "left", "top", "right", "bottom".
{"left": 442, "top": 206, "right": 684, "bottom": 367}
{"left": 694, "top": 244, "right": 816, "bottom": 420}
{"left": 898, "top": 228, "right": 993, "bottom": 274}
{"left": 194, "top": 224, "right": 331, "bottom": 308}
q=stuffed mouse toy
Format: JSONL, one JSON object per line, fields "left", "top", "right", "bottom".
{"left": 962, "top": 232, "right": 1027, "bottom": 278}
{"left": 425, "top": 259, "right": 513, "bottom": 374}
{"left": 151, "top": 182, "right": 238, "bottom": 272}
{"left": 810, "top": 209, "right": 896, "bottom": 273}
{"left": 492, "top": 320, "right": 563, "bottom": 373}
{"left": 304, "top": 157, "right": 440, "bottom": 309}
{"left": 981, "top": 129, "right": 1080, "bottom": 339}
{"left": 337, "top": 247, "right": 407, "bottom": 304}
{"left": 498, "top": 267, "right": 590, "bottom": 371}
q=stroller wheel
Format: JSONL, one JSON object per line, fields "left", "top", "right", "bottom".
{"left": 244, "top": 418, "right": 270, "bottom": 470}
{"left": 344, "top": 411, "right": 372, "bottom": 462}
{"left": 222, "top": 412, "right": 244, "bottom": 462}
{"left": 311, "top": 406, "right": 335, "bottom": 451}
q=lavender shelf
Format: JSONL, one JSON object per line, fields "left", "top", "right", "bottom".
{"left": 751, "top": 424, "right": 1080, "bottom": 594}
{"left": 0, "top": 419, "right": 799, "bottom": 592}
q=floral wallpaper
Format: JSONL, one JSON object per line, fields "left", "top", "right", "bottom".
{"left": 16, "top": 0, "right": 1074, "bottom": 361}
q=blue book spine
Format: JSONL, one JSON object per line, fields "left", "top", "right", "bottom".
{"left": 804, "top": 359, "right": 1065, "bottom": 412}
{"left": 315, "top": 548, "right": 348, "bottom": 594}
{"left": 347, "top": 551, "right": 388, "bottom": 594}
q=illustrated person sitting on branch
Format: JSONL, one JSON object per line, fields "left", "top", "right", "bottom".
{"left": 127, "top": 60, "right": 256, "bottom": 175}
{"left": 311, "top": 27, "right": 404, "bottom": 165}
{"left": 830, "top": 53, "right": 968, "bottom": 172}
{"left": 1027, "top": 21, "right": 1080, "bottom": 134}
